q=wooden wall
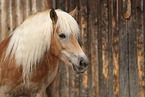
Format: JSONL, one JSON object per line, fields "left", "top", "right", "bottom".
{"left": 0, "top": 0, "right": 145, "bottom": 97}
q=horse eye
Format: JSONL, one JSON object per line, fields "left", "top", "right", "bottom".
{"left": 59, "top": 34, "right": 66, "bottom": 38}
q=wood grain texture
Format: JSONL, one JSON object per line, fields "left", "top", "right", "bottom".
{"left": 136, "top": 0, "right": 144, "bottom": 97}
{"left": 108, "top": 0, "right": 113, "bottom": 97}
{"left": 97, "top": 0, "right": 106, "bottom": 96}
{"left": 113, "top": 0, "right": 119, "bottom": 97}
{"left": 128, "top": 0, "right": 139, "bottom": 97}
{"left": 143, "top": 0, "right": 145, "bottom": 97}
{"left": 119, "top": 0, "right": 129, "bottom": 97}
{"left": 1, "top": 0, "right": 10, "bottom": 40}
{"left": 87, "top": 0, "right": 93, "bottom": 97}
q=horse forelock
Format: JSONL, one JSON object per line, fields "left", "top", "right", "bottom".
{"left": 5, "top": 9, "right": 80, "bottom": 78}
{"left": 56, "top": 9, "right": 80, "bottom": 37}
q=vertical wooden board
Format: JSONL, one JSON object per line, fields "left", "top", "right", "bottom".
{"left": 14, "top": 0, "right": 18, "bottom": 26}
{"left": 9, "top": 0, "right": 13, "bottom": 33}
{"left": 74, "top": 74, "right": 80, "bottom": 97}
{"left": 119, "top": 0, "right": 129, "bottom": 97}
{"left": 79, "top": 0, "right": 88, "bottom": 97}
{"left": 46, "top": 0, "right": 52, "bottom": 9}
{"left": 97, "top": 0, "right": 108, "bottom": 96}
{"left": 101, "top": 0, "right": 109, "bottom": 86}
{"left": 37, "top": 0, "right": 43, "bottom": 11}
{"left": 113, "top": 0, "right": 119, "bottom": 97}
{"left": 108, "top": 0, "right": 113, "bottom": 97}
{"left": 89, "top": 0, "right": 98, "bottom": 97}
{"left": 87, "top": 0, "right": 93, "bottom": 97}
{"left": 97, "top": 0, "right": 107, "bottom": 97}
{"left": 56, "top": 0, "right": 59, "bottom": 9}
{"left": 97, "top": 0, "right": 102, "bottom": 96}
{"left": 23, "top": 0, "right": 31, "bottom": 19}
{"left": 136, "top": 0, "right": 144, "bottom": 96}
{"left": 67, "top": 0, "right": 76, "bottom": 11}
{"left": 52, "top": 0, "right": 55, "bottom": 8}
{"left": 41, "top": 0, "right": 46, "bottom": 10}
{"left": 1, "top": 0, "right": 10, "bottom": 40}
{"left": 9, "top": 0, "right": 17, "bottom": 32}
{"left": 57, "top": 0, "right": 67, "bottom": 11}
{"left": 16, "top": 0, "right": 24, "bottom": 26}
{"left": 128, "top": 0, "right": 139, "bottom": 96}
{"left": 31, "top": 0, "right": 37, "bottom": 14}
{"left": 143, "top": 0, "right": 145, "bottom": 97}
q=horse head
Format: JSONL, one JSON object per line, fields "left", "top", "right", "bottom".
{"left": 49, "top": 9, "right": 89, "bottom": 73}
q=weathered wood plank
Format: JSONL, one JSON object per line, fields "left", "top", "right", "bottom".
{"left": 1, "top": 0, "right": 10, "bottom": 39}
{"left": 24, "top": 0, "right": 31, "bottom": 19}
{"left": 128, "top": 0, "right": 139, "bottom": 96}
{"left": 42, "top": 0, "right": 46, "bottom": 10}
{"left": 113, "top": 0, "right": 119, "bottom": 97}
{"left": 89, "top": 0, "right": 98, "bottom": 96}
{"left": 9, "top": 0, "right": 13, "bottom": 33}
{"left": 87, "top": 0, "right": 93, "bottom": 96}
{"left": 143, "top": 0, "right": 145, "bottom": 97}
{"left": 79, "top": 0, "right": 88, "bottom": 96}
{"left": 56, "top": 0, "right": 59, "bottom": 9}
{"left": 9, "top": 0, "right": 15, "bottom": 33}
{"left": 31, "top": 0, "right": 37, "bottom": 13}
{"left": 16, "top": 0, "right": 24, "bottom": 26}
{"left": 46, "top": 0, "right": 52, "bottom": 9}
{"left": 57, "top": 0, "right": 67, "bottom": 11}
{"left": 97, "top": 0, "right": 108, "bottom": 96}
{"left": 37, "top": 0, "right": 42, "bottom": 11}
{"left": 119, "top": 0, "right": 129, "bottom": 97}
{"left": 136, "top": 0, "right": 144, "bottom": 96}
{"left": 108, "top": 0, "right": 113, "bottom": 97}
{"left": 97, "top": 0, "right": 102, "bottom": 96}
{"left": 98, "top": 0, "right": 109, "bottom": 96}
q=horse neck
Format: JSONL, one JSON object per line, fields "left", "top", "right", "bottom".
{"left": 43, "top": 51, "right": 59, "bottom": 68}
{"left": 31, "top": 51, "right": 59, "bottom": 83}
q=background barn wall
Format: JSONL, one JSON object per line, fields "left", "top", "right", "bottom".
{"left": 0, "top": 0, "right": 144, "bottom": 97}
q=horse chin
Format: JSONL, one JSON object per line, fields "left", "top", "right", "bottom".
{"left": 59, "top": 55, "right": 87, "bottom": 74}
{"left": 72, "top": 64, "right": 87, "bottom": 74}
{"left": 62, "top": 60, "right": 87, "bottom": 74}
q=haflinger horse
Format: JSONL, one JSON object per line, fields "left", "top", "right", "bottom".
{"left": 0, "top": 8, "right": 89, "bottom": 97}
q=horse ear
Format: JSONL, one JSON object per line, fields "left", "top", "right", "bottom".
{"left": 69, "top": 7, "right": 77, "bottom": 17}
{"left": 50, "top": 9, "right": 58, "bottom": 24}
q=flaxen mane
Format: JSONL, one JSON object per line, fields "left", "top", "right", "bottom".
{"left": 5, "top": 9, "right": 80, "bottom": 79}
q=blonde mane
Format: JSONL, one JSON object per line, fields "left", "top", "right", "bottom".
{"left": 5, "top": 9, "right": 80, "bottom": 78}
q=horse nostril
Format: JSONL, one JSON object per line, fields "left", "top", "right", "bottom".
{"left": 80, "top": 59, "right": 88, "bottom": 67}
{"left": 80, "top": 60, "right": 83, "bottom": 66}
{"left": 84, "top": 62, "right": 88, "bottom": 67}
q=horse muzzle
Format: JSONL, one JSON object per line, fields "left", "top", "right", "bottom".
{"left": 72, "top": 56, "right": 89, "bottom": 74}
